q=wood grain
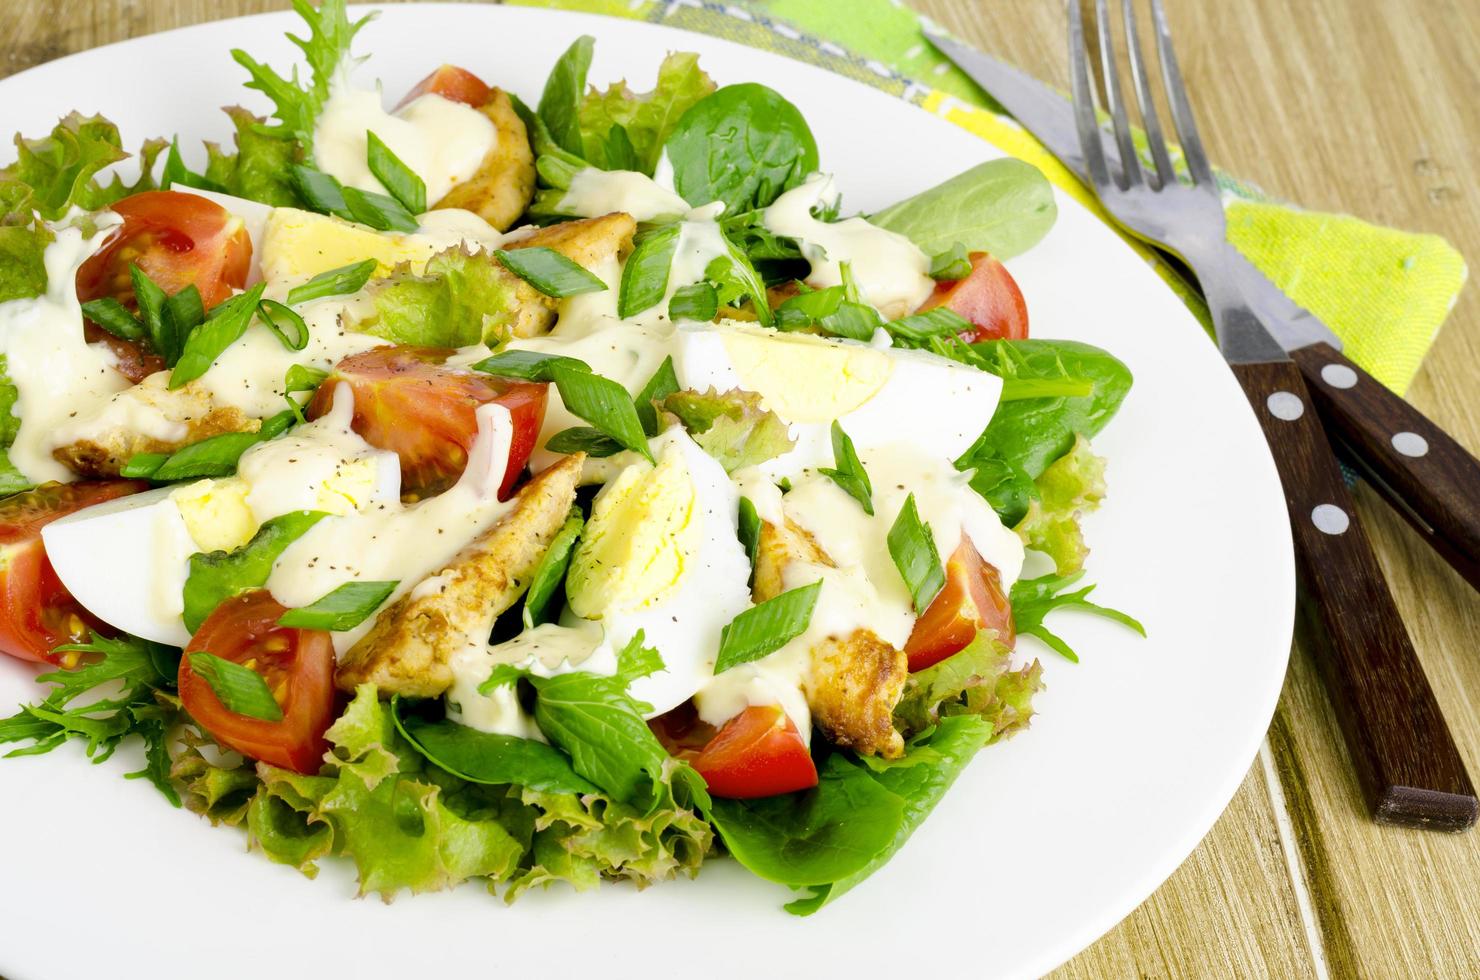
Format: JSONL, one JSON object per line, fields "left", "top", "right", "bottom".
{"left": 6, "top": 0, "right": 1480, "bottom": 976}
{"left": 1292, "top": 341, "right": 1480, "bottom": 592}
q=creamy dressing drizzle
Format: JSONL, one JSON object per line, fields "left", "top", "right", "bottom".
{"left": 0, "top": 218, "right": 131, "bottom": 483}
{"left": 560, "top": 168, "right": 689, "bottom": 223}
{"left": 313, "top": 80, "right": 497, "bottom": 206}
{"left": 763, "top": 173, "right": 933, "bottom": 319}
{"left": 447, "top": 620, "right": 618, "bottom": 738}
{"left": 267, "top": 396, "right": 515, "bottom": 653}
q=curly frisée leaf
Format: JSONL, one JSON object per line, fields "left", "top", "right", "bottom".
{"left": 656, "top": 387, "right": 795, "bottom": 472}
{"left": 1013, "top": 434, "right": 1106, "bottom": 576}
{"left": 358, "top": 249, "right": 527, "bottom": 349}
{"left": 1010, "top": 571, "right": 1145, "bottom": 664}
{"left": 0, "top": 112, "right": 164, "bottom": 223}
{"left": 892, "top": 630, "right": 1044, "bottom": 737}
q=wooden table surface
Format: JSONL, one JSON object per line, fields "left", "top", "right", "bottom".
{"left": 7, "top": 1, "right": 1478, "bottom": 976}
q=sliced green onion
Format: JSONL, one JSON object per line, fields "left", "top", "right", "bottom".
{"left": 887, "top": 493, "right": 945, "bottom": 614}
{"left": 471, "top": 349, "right": 591, "bottom": 381}
{"left": 668, "top": 282, "right": 718, "bottom": 323}
{"left": 544, "top": 427, "right": 624, "bottom": 457}
{"left": 186, "top": 652, "right": 283, "bottom": 721}
{"left": 278, "top": 580, "right": 399, "bottom": 631}
{"left": 737, "top": 496, "right": 761, "bottom": 587}
{"left": 80, "top": 298, "right": 145, "bottom": 341}
{"left": 634, "top": 355, "right": 680, "bottom": 437}
{"left": 522, "top": 509, "right": 584, "bottom": 629}
{"left": 713, "top": 581, "right": 822, "bottom": 674}
{"left": 618, "top": 224, "right": 680, "bottom": 318}
{"left": 284, "top": 364, "right": 329, "bottom": 395}
{"left": 887, "top": 307, "right": 970, "bottom": 343}
{"left": 290, "top": 165, "right": 352, "bottom": 219}
{"left": 129, "top": 263, "right": 169, "bottom": 354}
{"left": 257, "top": 298, "right": 310, "bottom": 351}
{"left": 366, "top": 131, "right": 426, "bottom": 215}
{"left": 169, "top": 284, "right": 265, "bottom": 388}
{"left": 551, "top": 363, "right": 653, "bottom": 463}
{"left": 119, "top": 453, "right": 169, "bottom": 479}
{"left": 819, "top": 421, "right": 873, "bottom": 515}
{"left": 285, "top": 259, "right": 378, "bottom": 306}
{"left": 928, "top": 242, "right": 973, "bottom": 280}
{"left": 161, "top": 137, "right": 227, "bottom": 194}
{"left": 342, "top": 186, "right": 420, "bottom": 233}
{"left": 494, "top": 246, "right": 607, "bottom": 298}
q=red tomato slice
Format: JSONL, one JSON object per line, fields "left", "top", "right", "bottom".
{"left": 649, "top": 700, "right": 719, "bottom": 764}
{"left": 397, "top": 65, "right": 493, "bottom": 109}
{"left": 76, "top": 190, "right": 253, "bottom": 382}
{"left": 694, "top": 705, "right": 818, "bottom": 799}
{"left": 307, "top": 346, "right": 548, "bottom": 500}
{"left": 179, "top": 590, "right": 335, "bottom": 774}
{"left": 0, "top": 480, "right": 149, "bottom": 665}
{"left": 904, "top": 535, "right": 1015, "bottom": 672}
{"left": 918, "top": 252, "right": 1028, "bottom": 342}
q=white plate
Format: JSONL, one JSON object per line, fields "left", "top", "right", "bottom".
{"left": 0, "top": 7, "right": 1294, "bottom": 978}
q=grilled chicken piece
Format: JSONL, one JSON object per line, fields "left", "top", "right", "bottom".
{"left": 495, "top": 212, "right": 638, "bottom": 339}
{"left": 432, "top": 89, "right": 535, "bottom": 232}
{"left": 334, "top": 453, "right": 584, "bottom": 696}
{"left": 51, "top": 375, "right": 260, "bottom": 478}
{"left": 753, "top": 519, "right": 908, "bottom": 758}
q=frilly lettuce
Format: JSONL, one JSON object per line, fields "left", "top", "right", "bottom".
{"left": 356, "top": 249, "right": 530, "bottom": 348}
{"left": 657, "top": 388, "right": 795, "bottom": 472}
{"left": 577, "top": 52, "right": 715, "bottom": 174}
{"left": 0, "top": 112, "right": 162, "bottom": 223}
{"left": 1014, "top": 433, "right": 1106, "bottom": 575}
{"left": 893, "top": 630, "right": 1044, "bottom": 738}
{"left": 200, "top": 107, "right": 302, "bottom": 206}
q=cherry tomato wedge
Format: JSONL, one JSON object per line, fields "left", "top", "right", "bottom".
{"left": 308, "top": 346, "right": 548, "bottom": 500}
{"left": 649, "top": 699, "right": 719, "bottom": 764}
{"left": 179, "top": 590, "right": 335, "bottom": 774}
{"left": 76, "top": 190, "right": 253, "bottom": 382}
{"left": 904, "top": 535, "right": 1015, "bottom": 672}
{"left": 397, "top": 65, "right": 493, "bottom": 110}
{"left": 917, "top": 252, "right": 1028, "bottom": 343}
{"left": 693, "top": 705, "right": 818, "bottom": 799}
{"left": 0, "top": 480, "right": 149, "bottom": 665}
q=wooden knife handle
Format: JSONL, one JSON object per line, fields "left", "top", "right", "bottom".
{"left": 1292, "top": 342, "right": 1480, "bottom": 593}
{"left": 1231, "top": 359, "right": 1477, "bottom": 831}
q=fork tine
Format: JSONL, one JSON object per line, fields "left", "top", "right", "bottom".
{"left": 1067, "top": 0, "right": 1113, "bottom": 191}
{"left": 1122, "top": 0, "right": 1176, "bottom": 188}
{"left": 1149, "top": 0, "right": 1215, "bottom": 185}
{"left": 1093, "top": 0, "right": 1140, "bottom": 187}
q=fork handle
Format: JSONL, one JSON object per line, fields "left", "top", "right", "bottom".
{"left": 1230, "top": 359, "right": 1477, "bottom": 830}
{"left": 1290, "top": 342, "right": 1480, "bottom": 593}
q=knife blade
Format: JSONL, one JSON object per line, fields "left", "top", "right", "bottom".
{"left": 924, "top": 31, "right": 1336, "bottom": 353}
{"left": 927, "top": 29, "right": 1480, "bottom": 594}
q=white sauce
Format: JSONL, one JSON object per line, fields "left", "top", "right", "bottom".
{"left": 313, "top": 85, "right": 497, "bottom": 207}
{"left": 446, "top": 620, "right": 617, "bottom": 737}
{"left": 560, "top": 168, "right": 690, "bottom": 223}
{"left": 267, "top": 398, "right": 516, "bottom": 653}
{"left": 0, "top": 219, "right": 131, "bottom": 483}
{"left": 763, "top": 173, "right": 933, "bottom": 319}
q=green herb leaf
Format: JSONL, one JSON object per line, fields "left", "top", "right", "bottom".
{"left": 494, "top": 246, "right": 607, "bottom": 298}
{"left": 706, "top": 235, "right": 773, "bottom": 326}
{"left": 551, "top": 363, "right": 653, "bottom": 463}
{"left": 391, "top": 698, "right": 598, "bottom": 794}
{"left": 343, "top": 186, "right": 419, "bottom": 233}
{"left": 366, "top": 131, "right": 426, "bottom": 214}
{"left": 182, "top": 511, "right": 328, "bottom": 632}
{"left": 1009, "top": 571, "right": 1144, "bottom": 663}
{"left": 818, "top": 421, "right": 873, "bottom": 514}
{"left": 169, "top": 283, "right": 266, "bottom": 388}
{"left": 523, "top": 509, "right": 584, "bottom": 629}
{"left": 257, "top": 298, "right": 310, "bottom": 351}
{"left": 775, "top": 284, "right": 844, "bottom": 330}
{"left": 471, "top": 349, "right": 591, "bottom": 381}
{"left": 80, "top": 297, "right": 145, "bottom": 341}
{"left": 663, "top": 83, "right": 819, "bottom": 214}
{"left": 284, "top": 363, "right": 328, "bottom": 396}
{"left": 888, "top": 493, "right": 946, "bottom": 615}
{"left": 714, "top": 580, "right": 821, "bottom": 674}
{"left": 285, "top": 258, "right": 378, "bottom": 306}
{"left": 187, "top": 652, "right": 284, "bottom": 721}
{"left": 871, "top": 158, "right": 1057, "bottom": 259}
{"left": 817, "top": 300, "right": 882, "bottom": 341}
{"left": 619, "top": 224, "right": 680, "bottom": 318}
{"left": 538, "top": 36, "right": 595, "bottom": 158}
{"left": 635, "top": 355, "right": 680, "bottom": 437}
{"left": 277, "top": 580, "right": 399, "bottom": 631}
{"left": 928, "top": 243, "right": 973, "bottom": 280}
{"left": 737, "top": 495, "right": 761, "bottom": 587}
{"left": 668, "top": 282, "right": 718, "bottom": 322}
{"left": 544, "top": 427, "right": 624, "bottom": 457}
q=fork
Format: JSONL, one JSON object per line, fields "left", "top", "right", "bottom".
{"left": 1068, "top": 0, "right": 1475, "bottom": 830}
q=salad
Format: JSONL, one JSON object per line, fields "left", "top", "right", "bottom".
{"left": 0, "top": 1, "right": 1142, "bottom": 912}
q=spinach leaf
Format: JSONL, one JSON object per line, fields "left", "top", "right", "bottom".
{"left": 182, "top": 511, "right": 328, "bottom": 632}
{"left": 707, "top": 715, "right": 992, "bottom": 914}
{"left": 870, "top": 158, "right": 1057, "bottom": 259}
{"left": 538, "top": 36, "right": 595, "bottom": 158}
{"left": 390, "top": 697, "right": 599, "bottom": 795}
{"left": 663, "top": 83, "right": 819, "bottom": 214}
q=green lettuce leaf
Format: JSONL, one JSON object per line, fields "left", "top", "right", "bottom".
{"left": 657, "top": 388, "right": 795, "bottom": 473}
{"left": 0, "top": 112, "right": 163, "bottom": 223}
{"left": 229, "top": 0, "right": 369, "bottom": 160}
{"left": 707, "top": 715, "right": 993, "bottom": 915}
{"left": 1010, "top": 571, "right": 1146, "bottom": 664}
{"left": 356, "top": 249, "right": 528, "bottom": 348}
{"left": 200, "top": 106, "right": 302, "bottom": 206}
{"left": 0, "top": 355, "right": 32, "bottom": 495}
{"left": 577, "top": 52, "right": 716, "bottom": 175}
{"left": 893, "top": 630, "right": 1044, "bottom": 738}
{"left": 870, "top": 158, "right": 1057, "bottom": 259}
{"left": 1013, "top": 434, "right": 1106, "bottom": 574}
